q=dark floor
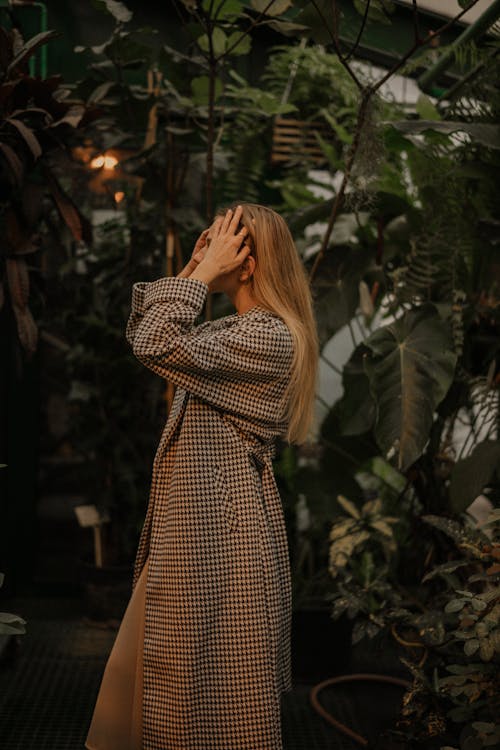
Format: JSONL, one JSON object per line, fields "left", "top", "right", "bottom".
{"left": 0, "top": 591, "right": 409, "bottom": 750}
{"left": 0, "top": 479, "right": 412, "bottom": 748}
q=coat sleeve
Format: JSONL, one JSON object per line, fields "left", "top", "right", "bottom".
{"left": 125, "top": 276, "right": 294, "bottom": 421}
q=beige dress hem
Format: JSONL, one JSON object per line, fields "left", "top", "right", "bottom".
{"left": 85, "top": 556, "right": 148, "bottom": 750}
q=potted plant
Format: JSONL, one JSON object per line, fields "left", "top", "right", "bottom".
{"left": 0, "top": 466, "right": 26, "bottom": 667}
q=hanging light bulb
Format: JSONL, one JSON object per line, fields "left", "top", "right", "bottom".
{"left": 90, "top": 154, "right": 119, "bottom": 170}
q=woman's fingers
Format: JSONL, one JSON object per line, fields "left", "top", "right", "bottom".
{"left": 235, "top": 242, "right": 252, "bottom": 264}
{"left": 228, "top": 205, "right": 243, "bottom": 234}
{"left": 220, "top": 208, "right": 233, "bottom": 234}
{"left": 193, "top": 228, "right": 209, "bottom": 251}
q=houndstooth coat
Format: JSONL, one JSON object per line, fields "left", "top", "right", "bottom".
{"left": 125, "top": 275, "right": 295, "bottom": 750}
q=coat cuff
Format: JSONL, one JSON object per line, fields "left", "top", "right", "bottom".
{"left": 143, "top": 276, "right": 209, "bottom": 313}
{"left": 131, "top": 281, "right": 148, "bottom": 310}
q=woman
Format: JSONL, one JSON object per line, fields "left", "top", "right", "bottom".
{"left": 85, "top": 203, "right": 319, "bottom": 750}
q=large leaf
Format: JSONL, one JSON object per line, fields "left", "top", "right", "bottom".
{"left": 0, "top": 142, "right": 24, "bottom": 188}
{"left": 415, "top": 94, "right": 440, "bottom": 121}
{"left": 49, "top": 105, "right": 85, "bottom": 130}
{"left": 449, "top": 441, "right": 500, "bottom": 513}
{"left": 90, "top": 0, "right": 133, "bottom": 23}
{"left": 312, "top": 245, "right": 373, "bottom": 346}
{"left": 191, "top": 76, "right": 223, "bottom": 106}
{"left": 6, "top": 257, "right": 38, "bottom": 354}
{"left": 353, "top": 0, "right": 396, "bottom": 24}
{"left": 45, "top": 171, "right": 93, "bottom": 244}
{"left": 225, "top": 32, "right": 252, "bottom": 56}
{"left": 333, "top": 343, "right": 377, "bottom": 436}
{"left": 12, "top": 301, "right": 38, "bottom": 356}
{"left": 203, "top": 0, "right": 243, "bottom": 19}
{"left": 251, "top": 0, "right": 291, "bottom": 15}
{"left": 6, "top": 256, "right": 29, "bottom": 306}
{"left": 197, "top": 28, "right": 227, "bottom": 57}
{"left": 6, "top": 207, "right": 40, "bottom": 254}
{"left": 5, "top": 118, "right": 42, "bottom": 159}
{"left": 0, "top": 612, "right": 27, "bottom": 635}
{"left": 262, "top": 18, "right": 308, "bottom": 35}
{"left": 286, "top": 198, "right": 334, "bottom": 234}
{"left": 296, "top": 0, "right": 333, "bottom": 45}
{"left": 0, "top": 26, "right": 12, "bottom": 71}
{"left": 6, "top": 30, "right": 59, "bottom": 77}
{"left": 420, "top": 514, "right": 490, "bottom": 552}
{"left": 385, "top": 120, "right": 500, "bottom": 150}
{"left": 363, "top": 304, "right": 457, "bottom": 471}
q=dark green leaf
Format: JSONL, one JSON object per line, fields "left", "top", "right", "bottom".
{"left": 449, "top": 441, "right": 500, "bottom": 513}
{"left": 225, "top": 32, "right": 252, "bottom": 56}
{"left": 353, "top": 0, "right": 395, "bottom": 25}
{"left": 421, "top": 559, "right": 470, "bottom": 583}
{"left": 203, "top": 0, "right": 243, "bottom": 19}
{"left": 385, "top": 120, "right": 500, "bottom": 150}
{"left": 197, "top": 27, "right": 227, "bottom": 56}
{"left": 0, "top": 143, "right": 24, "bottom": 188}
{"left": 364, "top": 304, "right": 457, "bottom": 471}
{"left": 415, "top": 94, "right": 440, "bottom": 121}
{"left": 421, "top": 514, "right": 489, "bottom": 551}
{"left": 5, "top": 119, "right": 42, "bottom": 160}
{"left": 7, "top": 30, "right": 59, "bottom": 77}
{"left": 262, "top": 18, "right": 308, "bottom": 35}
{"left": 90, "top": 0, "right": 133, "bottom": 23}
{"left": 251, "top": 0, "right": 291, "bottom": 16}
{"left": 88, "top": 81, "right": 117, "bottom": 104}
{"left": 333, "top": 344, "right": 377, "bottom": 436}
{"left": 46, "top": 172, "right": 93, "bottom": 244}
{"left": 191, "top": 76, "right": 223, "bottom": 105}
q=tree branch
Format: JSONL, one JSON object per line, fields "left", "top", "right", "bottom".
{"left": 308, "top": 0, "right": 484, "bottom": 285}
{"left": 308, "top": 91, "right": 372, "bottom": 283}
{"left": 344, "top": 0, "right": 372, "bottom": 63}
{"left": 411, "top": 0, "right": 422, "bottom": 46}
{"left": 373, "top": 0, "right": 483, "bottom": 93}
{"left": 309, "top": 0, "right": 363, "bottom": 89}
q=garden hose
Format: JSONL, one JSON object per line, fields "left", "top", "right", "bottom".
{"left": 310, "top": 673, "right": 412, "bottom": 747}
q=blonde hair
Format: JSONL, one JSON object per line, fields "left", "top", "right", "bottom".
{"left": 216, "top": 202, "right": 319, "bottom": 446}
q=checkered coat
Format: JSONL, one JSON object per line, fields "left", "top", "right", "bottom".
{"left": 125, "top": 275, "right": 295, "bottom": 750}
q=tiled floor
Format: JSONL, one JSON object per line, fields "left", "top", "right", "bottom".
{"left": 0, "top": 595, "right": 406, "bottom": 749}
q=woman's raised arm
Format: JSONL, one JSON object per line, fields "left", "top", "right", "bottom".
{"left": 125, "top": 276, "right": 293, "bottom": 423}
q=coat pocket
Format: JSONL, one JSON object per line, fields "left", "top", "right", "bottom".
{"left": 213, "top": 463, "right": 239, "bottom": 532}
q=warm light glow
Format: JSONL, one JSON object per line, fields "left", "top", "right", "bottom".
{"left": 90, "top": 154, "right": 118, "bottom": 170}
{"left": 114, "top": 191, "right": 125, "bottom": 203}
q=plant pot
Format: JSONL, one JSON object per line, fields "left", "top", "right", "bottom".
{"left": 79, "top": 558, "right": 133, "bottom": 622}
{"left": 291, "top": 606, "right": 353, "bottom": 682}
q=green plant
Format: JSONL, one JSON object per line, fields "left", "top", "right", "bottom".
{"left": 229, "top": 11, "right": 499, "bottom": 744}
{"left": 38, "top": 1, "right": 311, "bottom": 564}
{"left": 385, "top": 510, "right": 500, "bottom": 749}
{"left": 328, "top": 492, "right": 401, "bottom": 640}
{"left": 0, "top": 21, "right": 92, "bottom": 365}
{"left": 0, "top": 573, "right": 26, "bottom": 636}
{"left": 0, "top": 466, "right": 26, "bottom": 636}
{"left": 52, "top": 216, "right": 165, "bottom": 563}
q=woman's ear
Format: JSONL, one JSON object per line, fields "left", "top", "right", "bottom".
{"left": 239, "top": 253, "right": 255, "bottom": 283}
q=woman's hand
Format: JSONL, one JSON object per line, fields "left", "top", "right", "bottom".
{"left": 176, "top": 229, "right": 210, "bottom": 279}
{"left": 190, "top": 206, "right": 250, "bottom": 288}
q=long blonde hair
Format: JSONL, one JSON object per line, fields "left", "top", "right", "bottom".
{"left": 216, "top": 202, "right": 319, "bottom": 446}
